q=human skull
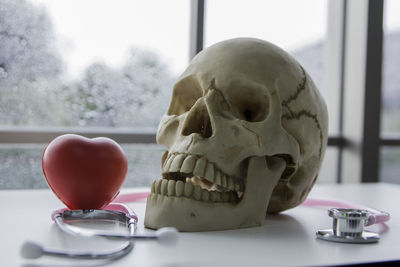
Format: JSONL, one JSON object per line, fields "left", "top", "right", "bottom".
{"left": 144, "top": 38, "right": 328, "bottom": 231}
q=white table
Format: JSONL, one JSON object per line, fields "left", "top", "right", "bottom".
{"left": 0, "top": 183, "right": 398, "bottom": 266}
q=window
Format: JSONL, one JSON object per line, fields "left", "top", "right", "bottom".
{"left": 0, "top": 0, "right": 189, "bottom": 128}
{"left": 381, "top": 0, "right": 400, "bottom": 135}
{"left": 0, "top": 0, "right": 396, "bottom": 189}
{"left": 380, "top": 0, "right": 400, "bottom": 183}
{"left": 205, "top": 0, "right": 337, "bottom": 183}
{"left": 205, "top": 0, "right": 331, "bottom": 125}
{"left": 0, "top": 0, "right": 189, "bottom": 188}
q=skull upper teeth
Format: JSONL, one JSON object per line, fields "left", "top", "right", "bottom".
{"left": 150, "top": 152, "right": 244, "bottom": 203}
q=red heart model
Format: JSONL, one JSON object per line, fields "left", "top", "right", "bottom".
{"left": 42, "top": 134, "right": 127, "bottom": 209}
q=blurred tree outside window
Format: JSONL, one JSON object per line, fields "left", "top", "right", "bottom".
{"left": 0, "top": 0, "right": 188, "bottom": 189}
{"left": 0, "top": 0, "right": 63, "bottom": 125}
{"left": 0, "top": 0, "right": 186, "bottom": 128}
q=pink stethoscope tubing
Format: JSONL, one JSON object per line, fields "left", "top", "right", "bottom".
{"left": 302, "top": 198, "right": 390, "bottom": 226}
{"left": 113, "top": 192, "right": 390, "bottom": 226}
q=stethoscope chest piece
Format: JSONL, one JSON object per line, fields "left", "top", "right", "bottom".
{"left": 316, "top": 208, "right": 380, "bottom": 244}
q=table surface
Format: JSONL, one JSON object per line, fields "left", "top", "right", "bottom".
{"left": 0, "top": 183, "right": 398, "bottom": 267}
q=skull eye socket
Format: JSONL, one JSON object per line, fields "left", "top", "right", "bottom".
{"left": 167, "top": 75, "right": 202, "bottom": 116}
{"left": 232, "top": 93, "right": 269, "bottom": 122}
{"left": 241, "top": 105, "right": 262, "bottom": 122}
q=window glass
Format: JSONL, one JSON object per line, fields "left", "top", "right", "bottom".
{"left": 381, "top": 0, "right": 400, "bottom": 135}
{"left": 0, "top": 0, "right": 189, "bottom": 128}
{"left": 317, "top": 147, "right": 338, "bottom": 184}
{"left": 380, "top": 0, "right": 400, "bottom": 184}
{"left": 380, "top": 147, "right": 400, "bottom": 183}
{"left": 205, "top": 0, "right": 336, "bottom": 183}
{"left": 0, "top": 144, "right": 164, "bottom": 189}
{"left": 0, "top": 144, "right": 336, "bottom": 189}
{"left": 0, "top": 0, "right": 188, "bottom": 189}
{"left": 205, "top": 0, "right": 338, "bottom": 135}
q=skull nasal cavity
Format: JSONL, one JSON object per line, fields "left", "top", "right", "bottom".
{"left": 181, "top": 98, "right": 213, "bottom": 138}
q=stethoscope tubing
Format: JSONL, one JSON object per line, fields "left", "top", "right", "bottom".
{"left": 40, "top": 241, "right": 134, "bottom": 260}
{"left": 22, "top": 203, "right": 141, "bottom": 260}
{"left": 22, "top": 193, "right": 390, "bottom": 260}
{"left": 302, "top": 198, "right": 390, "bottom": 226}
{"left": 40, "top": 203, "right": 177, "bottom": 260}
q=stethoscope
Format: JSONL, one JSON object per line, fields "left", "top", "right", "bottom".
{"left": 21, "top": 193, "right": 390, "bottom": 261}
{"left": 303, "top": 198, "right": 390, "bottom": 243}
{"left": 21, "top": 202, "right": 178, "bottom": 260}
{"left": 316, "top": 208, "right": 386, "bottom": 243}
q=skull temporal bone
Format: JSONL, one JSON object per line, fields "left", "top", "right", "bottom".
{"left": 144, "top": 38, "right": 328, "bottom": 231}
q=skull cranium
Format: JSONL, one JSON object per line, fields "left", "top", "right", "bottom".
{"left": 144, "top": 38, "right": 328, "bottom": 231}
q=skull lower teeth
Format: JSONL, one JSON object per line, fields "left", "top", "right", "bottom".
{"left": 153, "top": 152, "right": 245, "bottom": 203}
{"left": 150, "top": 177, "right": 242, "bottom": 203}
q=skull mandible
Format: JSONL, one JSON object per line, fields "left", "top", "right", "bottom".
{"left": 144, "top": 38, "right": 328, "bottom": 231}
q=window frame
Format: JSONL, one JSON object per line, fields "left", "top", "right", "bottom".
{"left": 0, "top": 0, "right": 397, "bottom": 184}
